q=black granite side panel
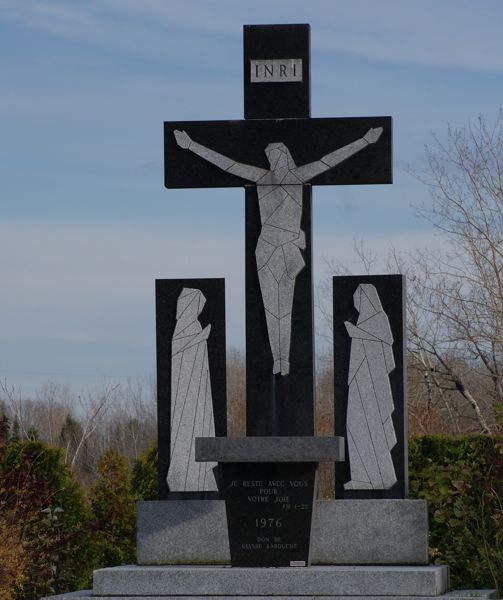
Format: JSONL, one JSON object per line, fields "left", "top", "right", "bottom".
{"left": 245, "top": 186, "right": 314, "bottom": 436}
{"left": 156, "top": 278, "right": 227, "bottom": 500}
{"left": 243, "top": 24, "right": 310, "bottom": 119}
{"left": 164, "top": 117, "right": 392, "bottom": 189}
{"left": 333, "top": 275, "right": 407, "bottom": 499}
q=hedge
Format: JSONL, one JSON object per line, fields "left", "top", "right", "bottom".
{"left": 409, "top": 436, "right": 502, "bottom": 593}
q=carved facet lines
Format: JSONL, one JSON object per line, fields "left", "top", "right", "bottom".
{"left": 167, "top": 287, "right": 217, "bottom": 492}
{"left": 255, "top": 144, "right": 304, "bottom": 376}
{"left": 174, "top": 128, "right": 383, "bottom": 377}
{"left": 344, "top": 283, "right": 397, "bottom": 490}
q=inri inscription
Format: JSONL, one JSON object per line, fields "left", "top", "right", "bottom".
{"left": 250, "top": 59, "right": 303, "bottom": 83}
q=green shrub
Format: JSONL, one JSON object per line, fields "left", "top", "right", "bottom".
{"left": 89, "top": 450, "right": 136, "bottom": 567}
{"left": 131, "top": 445, "right": 158, "bottom": 501}
{"left": 409, "top": 436, "right": 503, "bottom": 594}
{"left": 0, "top": 515, "right": 26, "bottom": 600}
{"left": 0, "top": 440, "right": 95, "bottom": 600}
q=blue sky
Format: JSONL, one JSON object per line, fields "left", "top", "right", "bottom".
{"left": 1, "top": 1, "right": 503, "bottom": 396}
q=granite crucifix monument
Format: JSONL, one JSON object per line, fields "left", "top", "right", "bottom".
{"left": 162, "top": 22, "right": 392, "bottom": 567}
{"left": 43, "top": 22, "right": 497, "bottom": 600}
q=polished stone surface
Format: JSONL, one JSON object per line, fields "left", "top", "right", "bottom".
{"left": 136, "top": 500, "right": 229, "bottom": 565}
{"left": 168, "top": 287, "right": 217, "bottom": 492}
{"left": 156, "top": 278, "right": 226, "bottom": 500}
{"left": 137, "top": 499, "right": 428, "bottom": 566}
{"left": 93, "top": 565, "right": 449, "bottom": 597}
{"left": 311, "top": 500, "right": 428, "bottom": 565}
{"left": 42, "top": 592, "right": 499, "bottom": 600}
{"left": 221, "top": 462, "right": 316, "bottom": 567}
{"left": 333, "top": 275, "right": 406, "bottom": 500}
{"left": 195, "top": 436, "right": 345, "bottom": 462}
{"left": 344, "top": 284, "right": 397, "bottom": 491}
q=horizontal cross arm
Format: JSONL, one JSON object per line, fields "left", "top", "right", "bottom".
{"left": 165, "top": 117, "right": 392, "bottom": 189}
{"left": 295, "top": 127, "right": 384, "bottom": 182}
{"left": 173, "top": 129, "right": 267, "bottom": 183}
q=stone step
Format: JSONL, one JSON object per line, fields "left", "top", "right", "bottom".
{"left": 42, "top": 590, "right": 499, "bottom": 600}
{"left": 93, "top": 565, "right": 450, "bottom": 597}
{"left": 42, "top": 590, "right": 498, "bottom": 600}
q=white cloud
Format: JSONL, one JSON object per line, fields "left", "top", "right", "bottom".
{"left": 2, "top": 0, "right": 503, "bottom": 71}
{"left": 0, "top": 218, "right": 246, "bottom": 393}
{"left": 0, "top": 219, "right": 244, "bottom": 342}
{"left": 0, "top": 218, "right": 438, "bottom": 344}
{"left": 313, "top": 1, "right": 503, "bottom": 72}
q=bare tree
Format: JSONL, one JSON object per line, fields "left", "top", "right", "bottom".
{"left": 70, "top": 384, "right": 119, "bottom": 468}
{"left": 100, "top": 377, "right": 157, "bottom": 462}
{"left": 0, "top": 379, "right": 29, "bottom": 439}
{"left": 405, "top": 113, "right": 503, "bottom": 433}
{"left": 227, "top": 349, "right": 246, "bottom": 437}
{"left": 33, "top": 382, "right": 73, "bottom": 445}
{"left": 316, "top": 112, "right": 503, "bottom": 435}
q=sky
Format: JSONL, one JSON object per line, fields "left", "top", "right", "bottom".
{"left": 1, "top": 0, "right": 503, "bottom": 397}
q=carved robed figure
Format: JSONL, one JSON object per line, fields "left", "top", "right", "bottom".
{"left": 168, "top": 287, "right": 218, "bottom": 492}
{"left": 344, "top": 283, "right": 397, "bottom": 490}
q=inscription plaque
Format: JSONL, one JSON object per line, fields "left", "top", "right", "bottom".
{"left": 250, "top": 58, "right": 303, "bottom": 83}
{"left": 222, "top": 463, "right": 316, "bottom": 567}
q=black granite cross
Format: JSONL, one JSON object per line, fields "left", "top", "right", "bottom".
{"left": 164, "top": 24, "right": 392, "bottom": 439}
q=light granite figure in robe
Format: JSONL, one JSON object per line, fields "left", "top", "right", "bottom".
{"left": 174, "top": 128, "right": 382, "bottom": 376}
{"left": 167, "top": 287, "right": 217, "bottom": 492}
{"left": 344, "top": 283, "right": 397, "bottom": 490}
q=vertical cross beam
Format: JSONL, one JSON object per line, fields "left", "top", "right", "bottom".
{"left": 244, "top": 24, "right": 315, "bottom": 436}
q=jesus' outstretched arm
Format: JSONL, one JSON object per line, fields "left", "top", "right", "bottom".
{"left": 294, "top": 127, "right": 383, "bottom": 182}
{"left": 174, "top": 130, "right": 267, "bottom": 183}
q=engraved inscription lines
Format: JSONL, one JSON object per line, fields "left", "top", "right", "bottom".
{"left": 168, "top": 287, "right": 217, "bottom": 492}
{"left": 344, "top": 284, "right": 397, "bottom": 490}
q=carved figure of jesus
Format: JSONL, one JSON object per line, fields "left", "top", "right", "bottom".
{"left": 174, "top": 128, "right": 383, "bottom": 376}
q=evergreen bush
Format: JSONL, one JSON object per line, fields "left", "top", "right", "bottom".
{"left": 89, "top": 450, "right": 136, "bottom": 567}
{"left": 0, "top": 440, "right": 95, "bottom": 600}
{"left": 131, "top": 445, "right": 158, "bottom": 501}
{"left": 409, "top": 435, "right": 503, "bottom": 594}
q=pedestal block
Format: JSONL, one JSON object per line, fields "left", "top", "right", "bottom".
{"left": 195, "top": 436, "right": 344, "bottom": 567}
{"left": 137, "top": 499, "right": 429, "bottom": 565}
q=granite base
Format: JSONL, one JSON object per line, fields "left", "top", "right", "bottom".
{"left": 137, "top": 499, "right": 429, "bottom": 565}
{"left": 42, "top": 591, "right": 499, "bottom": 600}
{"left": 92, "top": 565, "right": 449, "bottom": 597}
